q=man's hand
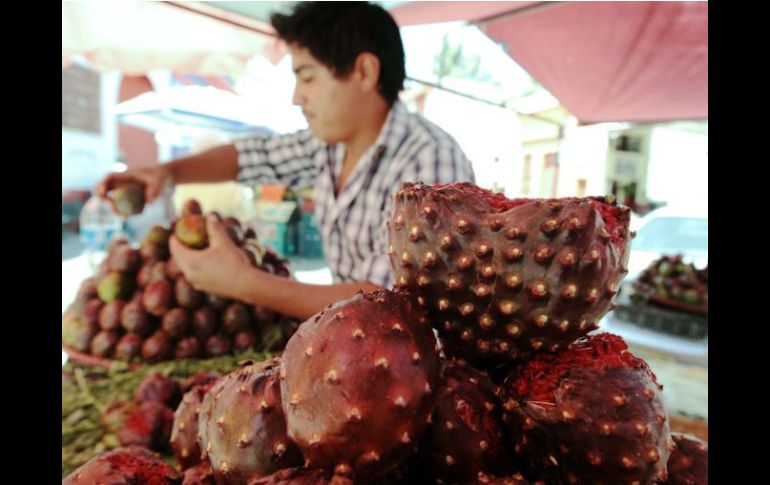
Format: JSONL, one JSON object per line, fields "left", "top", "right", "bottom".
{"left": 169, "top": 214, "right": 257, "bottom": 300}
{"left": 96, "top": 165, "right": 170, "bottom": 205}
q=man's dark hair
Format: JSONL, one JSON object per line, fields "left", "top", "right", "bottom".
{"left": 271, "top": 2, "right": 406, "bottom": 106}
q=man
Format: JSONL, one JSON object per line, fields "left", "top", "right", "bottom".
{"left": 98, "top": 2, "right": 475, "bottom": 321}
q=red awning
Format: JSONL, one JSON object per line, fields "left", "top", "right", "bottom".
{"left": 391, "top": 1, "right": 708, "bottom": 124}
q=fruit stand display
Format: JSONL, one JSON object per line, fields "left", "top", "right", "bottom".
{"left": 62, "top": 184, "right": 707, "bottom": 485}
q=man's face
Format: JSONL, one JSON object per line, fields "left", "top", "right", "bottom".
{"left": 290, "top": 45, "right": 359, "bottom": 143}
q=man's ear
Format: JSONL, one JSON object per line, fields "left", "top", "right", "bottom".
{"left": 353, "top": 52, "right": 381, "bottom": 92}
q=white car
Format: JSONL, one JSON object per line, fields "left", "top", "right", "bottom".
{"left": 598, "top": 205, "right": 708, "bottom": 367}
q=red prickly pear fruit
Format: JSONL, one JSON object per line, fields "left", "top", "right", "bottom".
{"left": 99, "top": 299, "right": 126, "bottom": 331}
{"left": 198, "top": 359, "right": 303, "bottom": 484}
{"left": 413, "top": 359, "right": 513, "bottom": 483}
{"left": 176, "top": 276, "right": 204, "bottom": 310}
{"left": 388, "top": 182, "right": 632, "bottom": 365}
{"left": 222, "top": 302, "right": 252, "bottom": 335}
{"left": 181, "top": 371, "right": 223, "bottom": 394}
{"left": 207, "top": 294, "right": 231, "bottom": 311}
{"left": 171, "top": 381, "right": 219, "bottom": 470}
{"left": 140, "top": 241, "right": 170, "bottom": 262}
{"left": 111, "top": 182, "right": 146, "bottom": 216}
{"left": 76, "top": 277, "right": 99, "bottom": 304}
{"left": 204, "top": 333, "right": 232, "bottom": 357}
{"left": 81, "top": 298, "right": 103, "bottom": 327}
{"left": 175, "top": 214, "right": 209, "bottom": 249}
{"left": 280, "top": 289, "right": 442, "bottom": 482}
{"left": 500, "top": 333, "right": 672, "bottom": 485}
{"left": 175, "top": 337, "right": 203, "bottom": 360}
{"left": 117, "top": 401, "right": 175, "bottom": 451}
{"left": 121, "top": 300, "right": 153, "bottom": 337}
{"left": 135, "top": 372, "right": 182, "bottom": 408}
{"left": 107, "top": 237, "right": 130, "bottom": 253}
{"left": 250, "top": 468, "right": 354, "bottom": 485}
{"left": 141, "top": 331, "right": 174, "bottom": 363}
{"left": 475, "top": 472, "right": 545, "bottom": 484}
{"left": 192, "top": 307, "right": 218, "bottom": 339}
{"left": 144, "top": 225, "right": 170, "bottom": 247}
{"left": 100, "top": 398, "right": 137, "bottom": 434}
{"left": 109, "top": 245, "right": 142, "bottom": 273}
{"left": 660, "top": 433, "right": 708, "bottom": 485}
{"left": 62, "top": 311, "right": 98, "bottom": 352}
{"left": 182, "top": 199, "right": 203, "bottom": 216}
{"left": 253, "top": 304, "right": 278, "bottom": 325}
{"left": 162, "top": 308, "right": 190, "bottom": 339}
{"left": 98, "top": 271, "right": 133, "bottom": 303}
{"left": 143, "top": 279, "right": 174, "bottom": 316}
{"left": 62, "top": 446, "right": 181, "bottom": 485}
{"left": 144, "top": 261, "right": 169, "bottom": 286}
{"left": 233, "top": 330, "right": 258, "bottom": 353}
{"left": 167, "top": 257, "right": 183, "bottom": 280}
{"left": 182, "top": 462, "right": 216, "bottom": 485}
{"left": 115, "top": 333, "right": 144, "bottom": 361}
{"left": 90, "top": 330, "right": 120, "bottom": 358}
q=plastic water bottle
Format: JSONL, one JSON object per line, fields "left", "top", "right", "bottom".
{"left": 79, "top": 195, "right": 125, "bottom": 273}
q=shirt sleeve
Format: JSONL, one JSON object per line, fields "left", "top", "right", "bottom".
{"left": 235, "top": 129, "right": 324, "bottom": 192}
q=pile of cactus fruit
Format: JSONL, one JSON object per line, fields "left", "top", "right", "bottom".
{"left": 62, "top": 198, "right": 299, "bottom": 364}
{"left": 632, "top": 255, "right": 708, "bottom": 311}
{"left": 63, "top": 183, "right": 707, "bottom": 484}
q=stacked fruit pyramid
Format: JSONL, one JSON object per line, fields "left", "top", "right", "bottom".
{"left": 632, "top": 255, "right": 708, "bottom": 312}
{"left": 64, "top": 183, "right": 707, "bottom": 484}
{"left": 62, "top": 199, "right": 299, "bottom": 364}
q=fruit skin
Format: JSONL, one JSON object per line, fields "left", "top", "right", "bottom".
{"left": 162, "top": 308, "right": 190, "bottom": 339}
{"left": 280, "top": 289, "right": 442, "bottom": 482}
{"left": 115, "top": 333, "right": 144, "bottom": 360}
{"left": 388, "top": 182, "right": 631, "bottom": 365}
{"left": 62, "top": 311, "right": 98, "bottom": 352}
{"left": 120, "top": 300, "right": 153, "bottom": 337}
{"left": 474, "top": 472, "right": 545, "bottom": 485}
{"left": 143, "top": 279, "right": 174, "bottom": 316}
{"left": 111, "top": 182, "right": 146, "bottom": 216}
{"left": 499, "top": 333, "right": 672, "bottom": 485}
{"left": 134, "top": 372, "right": 182, "bottom": 408}
{"left": 175, "top": 336, "right": 203, "bottom": 360}
{"left": 142, "top": 331, "right": 175, "bottom": 363}
{"left": 145, "top": 225, "right": 171, "bottom": 246}
{"left": 90, "top": 330, "right": 120, "bottom": 358}
{"left": 176, "top": 276, "right": 204, "bottom": 310}
{"left": 204, "top": 333, "right": 232, "bottom": 357}
{"left": 109, "top": 245, "right": 142, "bottom": 273}
{"left": 659, "top": 433, "right": 708, "bottom": 485}
{"left": 98, "top": 271, "right": 133, "bottom": 303}
{"left": 182, "top": 462, "right": 216, "bottom": 485}
{"left": 412, "top": 359, "right": 513, "bottom": 484}
{"left": 182, "top": 199, "right": 203, "bottom": 216}
{"left": 250, "top": 468, "right": 354, "bottom": 485}
{"left": 171, "top": 383, "right": 216, "bottom": 470}
{"left": 117, "top": 401, "right": 175, "bottom": 450}
{"left": 222, "top": 302, "right": 252, "bottom": 335}
{"left": 99, "top": 300, "right": 126, "bottom": 331}
{"left": 62, "top": 446, "right": 181, "bottom": 485}
{"left": 192, "top": 307, "right": 219, "bottom": 339}
{"left": 176, "top": 214, "right": 209, "bottom": 249}
{"left": 198, "top": 359, "right": 303, "bottom": 484}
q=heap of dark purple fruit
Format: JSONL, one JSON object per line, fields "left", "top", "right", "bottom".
{"left": 64, "top": 183, "right": 707, "bottom": 485}
{"left": 632, "top": 255, "right": 708, "bottom": 311}
{"left": 62, "top": 198, "right": 299, "bottom": 363}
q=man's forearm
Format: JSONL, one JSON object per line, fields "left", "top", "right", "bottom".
{"left": 164, "top": 144, "right": 240, "bottom": 185}
{"left": 237, "top": 269, "right": 383, "bottom": 322}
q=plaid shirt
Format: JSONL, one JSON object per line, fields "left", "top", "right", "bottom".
{"left": 235, "top": 100, "right": 475, "bottom": 287}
